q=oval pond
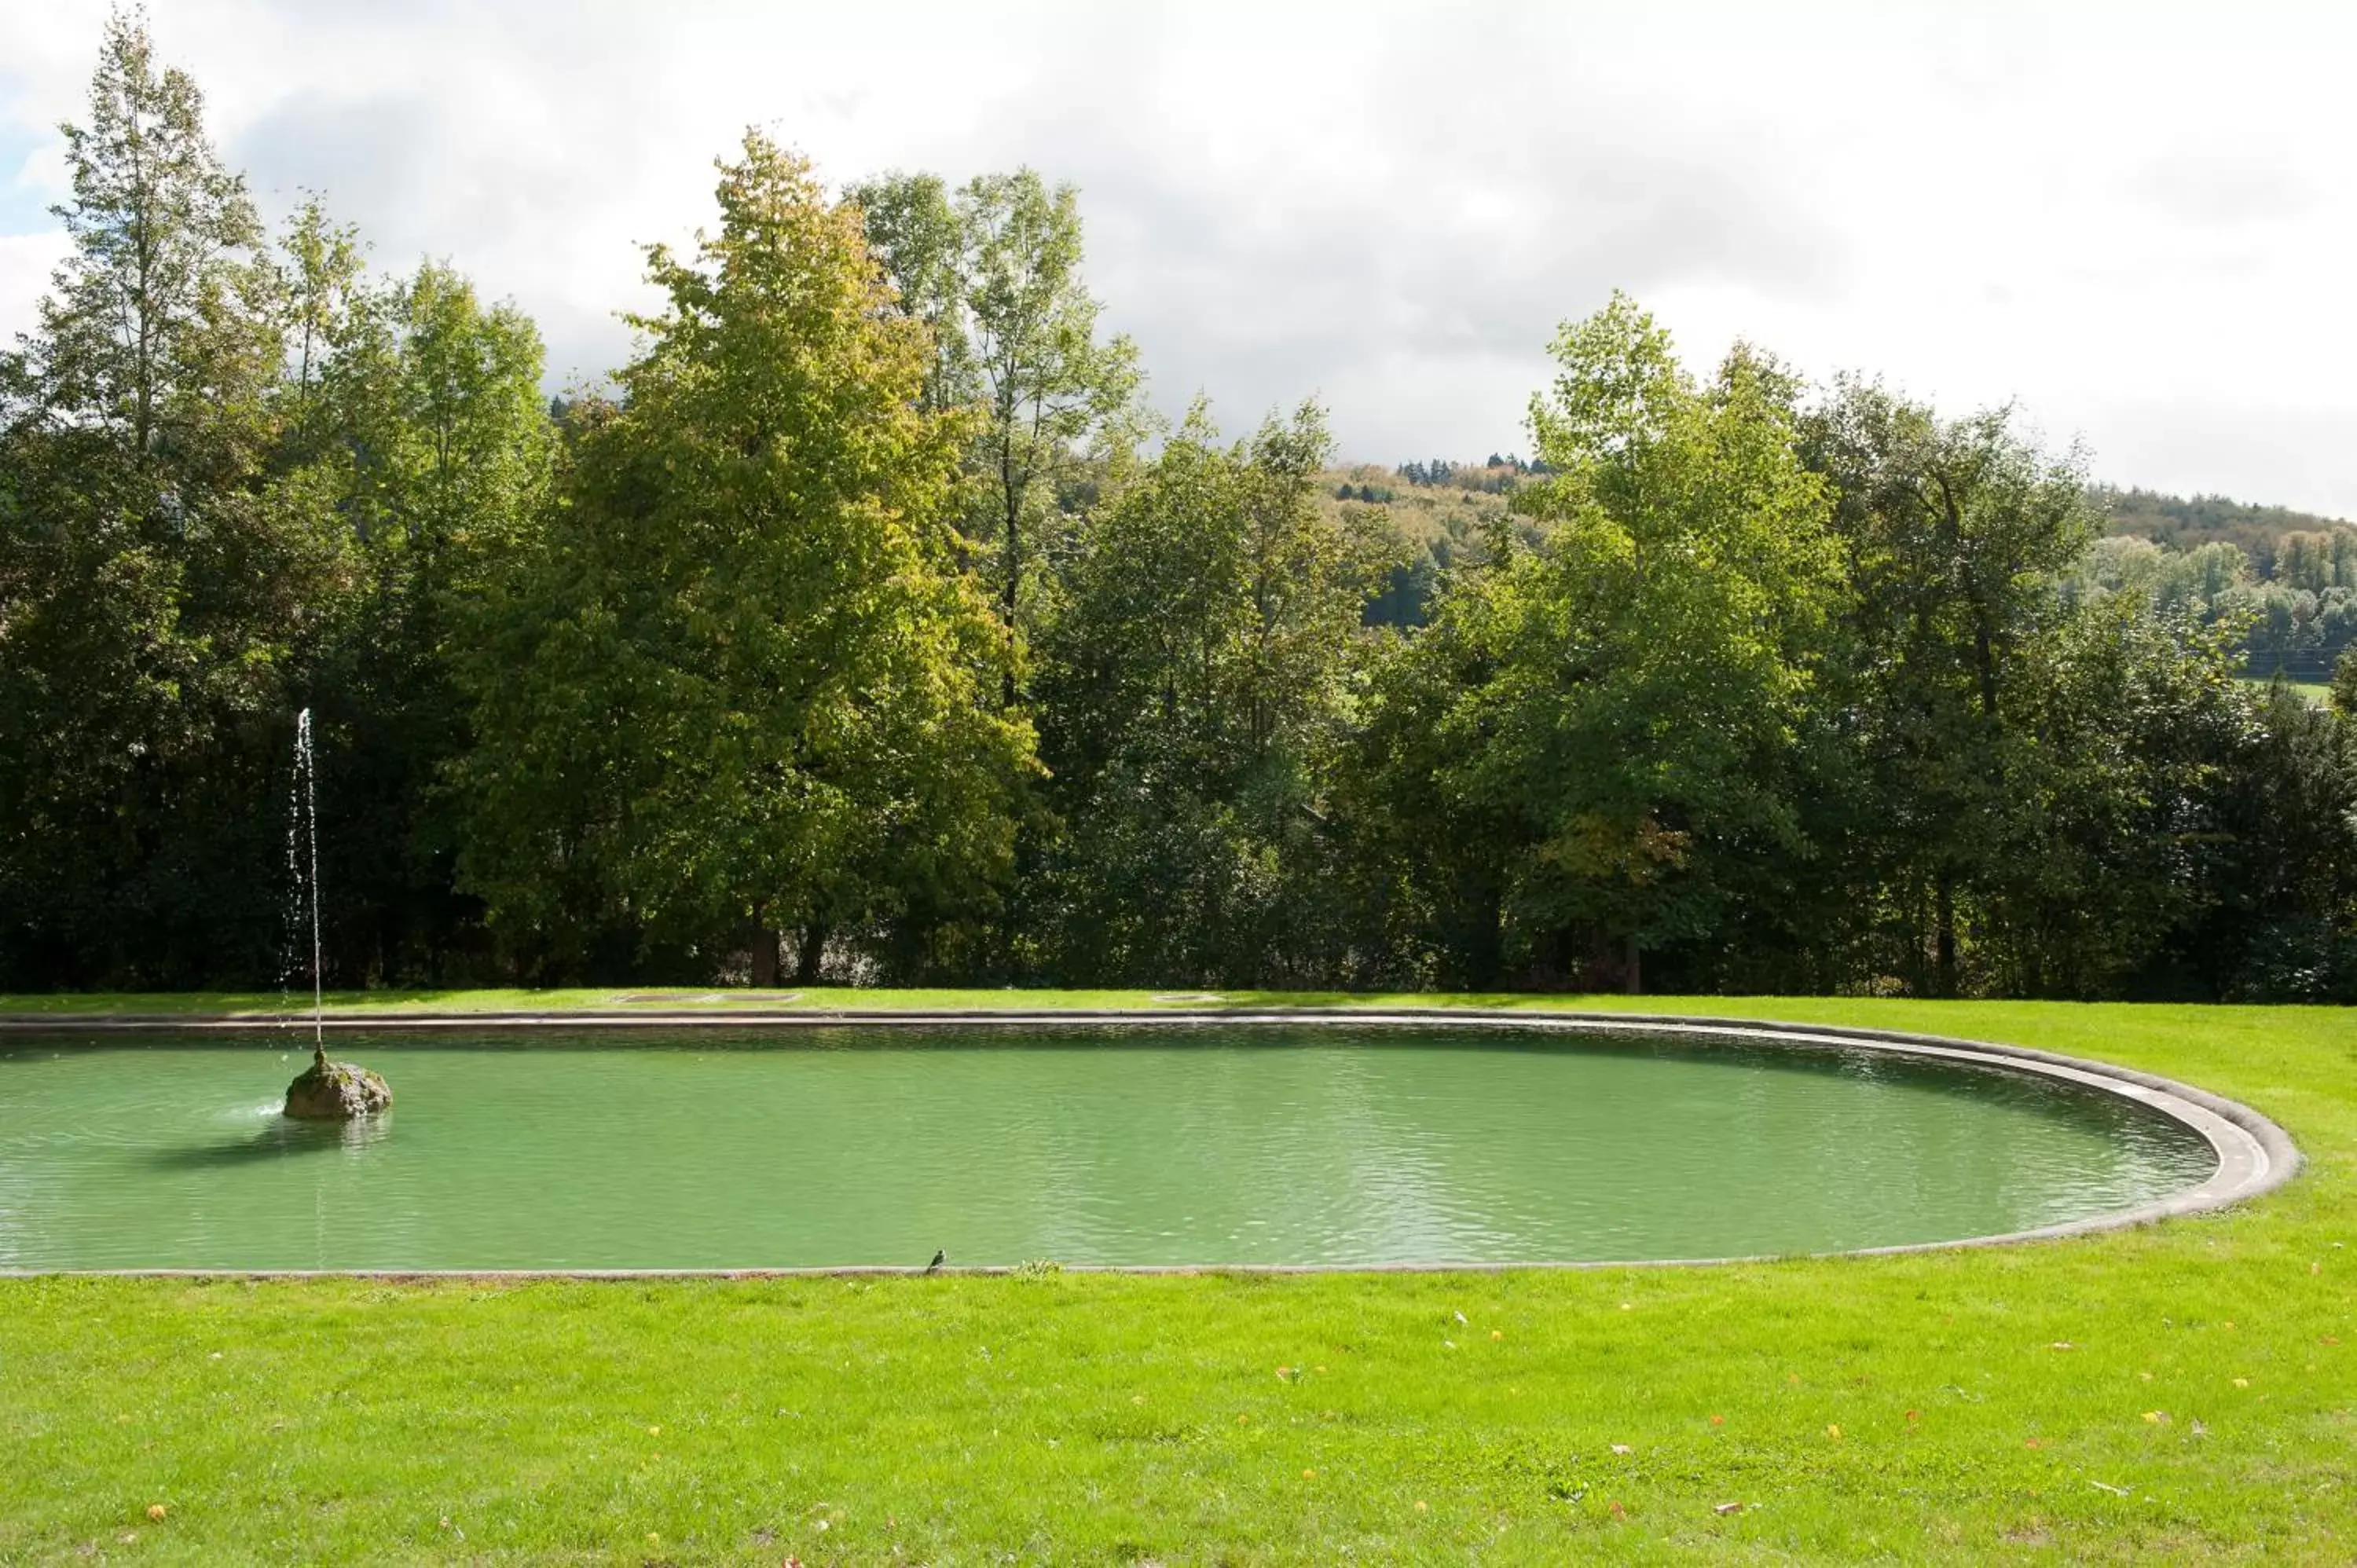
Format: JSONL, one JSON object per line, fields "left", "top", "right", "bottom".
{"left": 0, "top": 1025, "right": 2217, "bottom": 1269}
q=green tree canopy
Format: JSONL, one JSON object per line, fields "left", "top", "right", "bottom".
{"left": 0, "top": 11, "right": 352, "bottom": 985}
{"left": 1025, "top": 401, "right": 1383, "bottom": 982}
{"left": 851, "top": 167, "right": 1142, "bottom": 697}
{"left": 454, "top": 133, "right": 1036, "bottom": 983}
{"left": 1361, "top": 295, "right": 1842, "bottom": 988}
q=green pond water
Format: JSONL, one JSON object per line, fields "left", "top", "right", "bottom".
{"left": 0, "top": 1026, "right": 2215, "bottom": 1269}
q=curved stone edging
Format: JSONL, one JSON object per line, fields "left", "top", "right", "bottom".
{"left": 0, "top": 1005, "right": 2301, "bottom": 1277}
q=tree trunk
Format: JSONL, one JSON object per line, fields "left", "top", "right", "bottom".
{"left": 793, "top": 922, "right": 830, "bottom": 987}
{"left": 1624, "top": 936, "right": 1642, "bottom": 995}
{"left": 1934, "top": 875, "right": 1959, "bottom": 998}
{"left": 1974, "top": 623, "right": 2000, "bottom": 720}
{"left": 749, "top": 912, "right": 779, "bottom": 989}
{"left": 1001, "top": 440, "right": 1021, "bottom": 709}
{"left": 1460, "top": 886, "right": 1504, "bottom": 991}
{"left": 1550, "top": 926, "right": 1579, "bottom": 991}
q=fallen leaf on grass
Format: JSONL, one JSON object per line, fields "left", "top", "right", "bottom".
{"left": 2049, "top": 1342, "right": 2075, "bottom": 1352}
{"left": 1611, "top": 1443, "right": 1633, "bottom": 1455}
{"left": 145, "top": 1504, "right": 166, "bottom": 1522}
{"left": 2091, "top": 1479, "right": 2129, "bottom": 1497}
{"left": 1413, "top": 1500, "right": 1428, "bottom": 1513}
{"left": 2142, "top": 1411, "right": 2168, "bottom": 1424}
{"left": 1714, "top": 1501, "right": 1744, "bottom": 1516}
{"left": 1490, "top": 1330, "right": 1503, "bottom": 1341}
{"left": 2024, "top": 1438, "right": 2044, "bottom": 1449}
{"left": 1826, "top": 1424, "right": 1842, "bottom": 1440}
{"left": 1905, "top": 1409, "right": 1920, "bottom": 1423}
{"left": 1710, "top": 1414, "right": 1725, "bottom": 1426}
{"left": 2233, "top": 1378, "right": 2249, "bottom": 1388}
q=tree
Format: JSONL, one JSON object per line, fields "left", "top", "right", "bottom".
{"left": 1025, "top": 401, "right": 1383, "bottom": 983}
{"left": 297, "top": 259, "right": 556, "bottom": 982}
{"left": 853, "top": 168, "right": 1141, "bottom": 700}
{"left": 845, "top": 172, "right": 970, "bottom": 416}
{"left": 32, "top": 9, "right": 273, "bottom": 465}
{"left": 2333, "top": 647, "right": 2357, "bottom": 718}
{"left": 277, "top": 194, "right": 363, "bottom": 447}
{"left": 1980, "top": 595, "right": 2248, "bottom": 995}
{"left": 0, "top": 10, "right": 350, "bottom": 986}
{"left": 453, "top": 134, "right": 1035, "bottom": 984}
{"left": 1359, "top": 295, "right": 1842, "bottom": 990}
{"left": 1801, "top": 381, "right": 2106, "bottom": 993}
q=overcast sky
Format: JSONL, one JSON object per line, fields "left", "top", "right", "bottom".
{"left": 3, "top": 1, "right": 2352, "bottom": 515}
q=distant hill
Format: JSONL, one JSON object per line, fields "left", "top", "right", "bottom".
{"left": 1319, "top": 460, "right": 1527, "bottom": 626}
{"left": 2098, "top": 486, "right": 2355, "bottom": 573}
{"left": 1338, "top": 463, "right": 2357, "bottom": 642}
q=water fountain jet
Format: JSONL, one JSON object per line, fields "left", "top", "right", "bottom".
{"left": 279, "top": 708, "right": 390, "bottom": 1120}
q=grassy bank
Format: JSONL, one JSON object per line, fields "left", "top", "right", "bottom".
{"left": 2, "top": 997, "right": 2352, "bottom": 1563}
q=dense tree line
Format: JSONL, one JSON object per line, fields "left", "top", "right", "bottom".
{"left": 2069, "top": 531, "right": 2357, "bottom": 686}
{"left": 6, "top": 20, "right": 2355, "bottom": 999}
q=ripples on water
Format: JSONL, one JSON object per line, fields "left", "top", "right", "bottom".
{"left": 0, "top": 1027, "right": 2216, "bottom": 1269}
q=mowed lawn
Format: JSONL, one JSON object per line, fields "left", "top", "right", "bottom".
{"left": 2, "top": 997, "right": 2351, "bottom": 1563}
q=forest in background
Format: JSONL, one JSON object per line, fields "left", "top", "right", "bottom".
{"left": 6, "top": 16, "right": 2357, "bottom": 1002}
{"left": 1341, "top": 463, "right": 2357, "bottom": 686}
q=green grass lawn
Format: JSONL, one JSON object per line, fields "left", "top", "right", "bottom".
{"left": 2, "top": 996, "right": 2352, "bottom": 1563}
{"left": 2238, "top": 676, "right": 2333, "bottom": 708}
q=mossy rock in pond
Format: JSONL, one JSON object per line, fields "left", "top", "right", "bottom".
{"left": 284, "top": 1058, "right": 391, "bottom": 1120}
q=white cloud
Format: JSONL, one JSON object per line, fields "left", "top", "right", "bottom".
{"left": 2, "top": 0, "right": 2352, "bottom": 514}
{"left": 0, "top": 230, "right": 70, "bottom": 341}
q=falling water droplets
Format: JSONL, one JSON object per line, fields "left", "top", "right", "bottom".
{"left": 281, "top": 709, "right": 323, "bottom": 1061}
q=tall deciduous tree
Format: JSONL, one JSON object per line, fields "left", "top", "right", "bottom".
{"left": 1802, "top": 381, "right": 2106, "bottom": 993}
{"left": 299, "top": 260, "right": 555, "bottom": 981}
{"left": 277, "top": 194, "right": 363, "bottom": 447}
{"left": 454, "top": 134, "right": 1034, "bottom": 983}
{"left": 846, "top": 172, "right": 971, "bottom": 416}
{"left": 1361, "top": 295, "right": 1842, "bottom": 990}
{"left": 1027, "top": 401, "right": 1380, "bottom": 981}
{"left": 853, "top": 168, "right": 1141, "bottom": 698}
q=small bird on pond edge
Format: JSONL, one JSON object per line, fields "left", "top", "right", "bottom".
{"left": 926, "top": 1250, "right": 944, "bottom": 1273}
